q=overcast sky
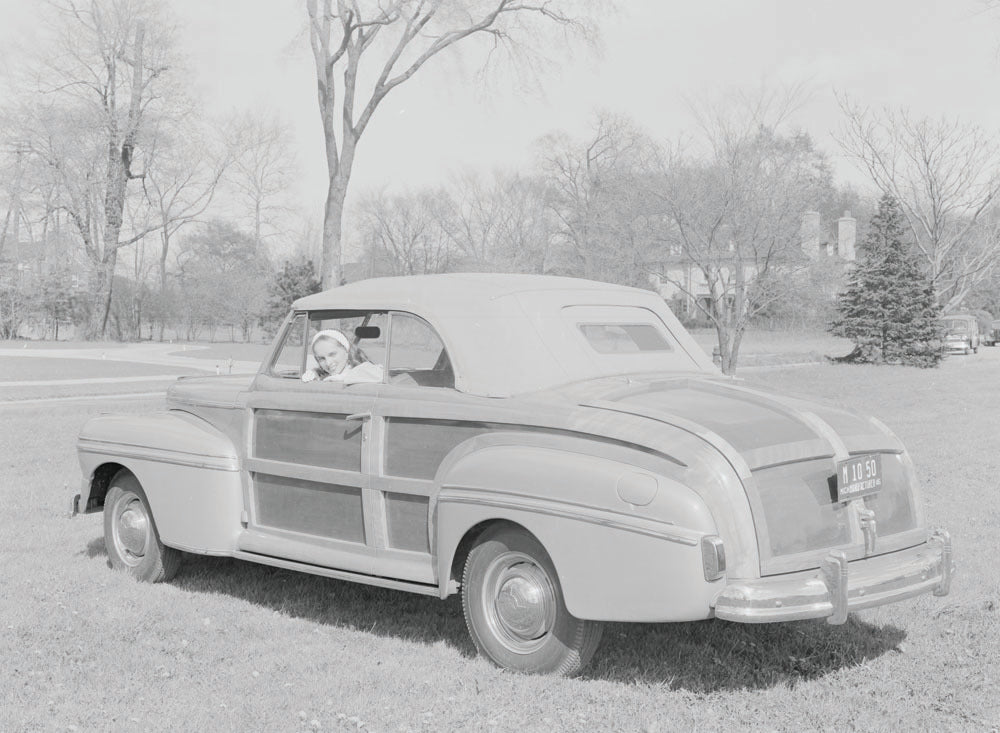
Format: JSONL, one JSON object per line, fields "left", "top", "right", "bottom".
{"left": 3, "top": 0, "right": 1000, "bottom": 217}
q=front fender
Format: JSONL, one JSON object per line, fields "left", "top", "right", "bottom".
{"left": 434, "top": 438, "right": 724, "bottom": 623}
{"left": 77, "top": 410, "right": 244, "bottom": 554}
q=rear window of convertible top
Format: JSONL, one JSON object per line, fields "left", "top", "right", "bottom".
{"left": 578, "top": 323, "right": 673, "bottom": 354}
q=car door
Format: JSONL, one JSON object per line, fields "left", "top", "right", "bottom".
{"left": 237, "top": 311, "right": 385, "bottom": 575}
{"left": 367, "top": 311, "right": 473, "bottom": 586}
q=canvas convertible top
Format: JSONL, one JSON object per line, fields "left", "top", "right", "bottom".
{"left": 293, "top": 274, "right": 716, "bottom": 397}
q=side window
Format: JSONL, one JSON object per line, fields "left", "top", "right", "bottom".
{"left": 269, "top": 314, "right": 307, "bottom": 378}
{"left": 388, "top": 313, "right": 453, "bottom": 388}
{"left": 307, "top": 312, "right": 388, "bottom": 371}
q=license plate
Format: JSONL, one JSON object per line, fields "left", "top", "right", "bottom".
{"left": 835, "top": 454, "right": 883, "bottom": 502}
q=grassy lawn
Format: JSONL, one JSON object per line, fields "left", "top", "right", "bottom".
{"left": 689, "top": 328, "right": 856, "bottom": 366}
{"left": 0, "top": 357, "right": 996, "bottom": 731}
{"left": 0, "top": 355, "right": 201, "bottom": 403}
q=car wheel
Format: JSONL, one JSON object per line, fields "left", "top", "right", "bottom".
{"left": 462, "top": 526, "right": 602, "bottom": 676}
{"left": 104, "top": 471, "right": 181, "bottom": 582}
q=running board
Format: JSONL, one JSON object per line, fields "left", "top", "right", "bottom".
{"left": 232, "top": 551, "right": 442, "bottom": 596}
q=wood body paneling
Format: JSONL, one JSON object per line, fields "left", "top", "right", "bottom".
{"left": 385, "top": 418, "right": 492, "bottom": 480}
{"left": 254, "top": 409, "right": 362, "bottom": 471}
{"left": 254, "top": 473, "right": 365, "bottom": 543}
{"left": 384, "top": 493, "right": 430, "bottom": 552}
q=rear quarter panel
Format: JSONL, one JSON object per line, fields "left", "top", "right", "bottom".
{"left": 434, "top": 435, "right": 725, "bottom": 622}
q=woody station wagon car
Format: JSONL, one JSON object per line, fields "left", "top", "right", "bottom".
{"left": 73, "top": 274, "right": 953, "bottom": 675}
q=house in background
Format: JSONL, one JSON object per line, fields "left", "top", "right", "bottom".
{"left": 652, "top": 210, "right": 858, "bottom": 320}
{"left": 0, "top": 238, "right": 46, "bottom": 289}
{"left": 800, "top": 210, "right": 857, "bottom": 260}
{"left": 1, "top": 235, "right": 89, "bottom": 291}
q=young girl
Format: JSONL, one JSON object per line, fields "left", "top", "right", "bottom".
{"left": 301, "top": 329, "right": 383, "bottom": 384}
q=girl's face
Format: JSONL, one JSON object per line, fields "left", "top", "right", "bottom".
{"left": 313, "top": 339, "right": 348, "bottom": 375}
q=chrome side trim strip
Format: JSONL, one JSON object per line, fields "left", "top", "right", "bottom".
{"left": 169, "top": 398, "right": 238, "bottom": 409}
{"left": 77, "top": 438, "right": 239, "bottom": 472}
{"left": 437, "top": 488, "right": 699, "bottom": 546}
{"left": 232, "top": 551, "right": 440, "bottom": 596}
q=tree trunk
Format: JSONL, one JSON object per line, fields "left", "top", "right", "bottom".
{"left": 716, "top": 324, "right": 732, "bottom": 375}
{"left": 87, "top": 23, "right": 145, "bottom": 340}
{"left": 254, "top": 199, "right": 261, "bottom": 250}
{"left": 320, "top": 173, "right": 348, "bottom": 288}
{"left": 88, "top": 253, "right": 118, "bottom": 339}
{"left": 728, "top": 328, "right": 744, "bottom": 374}
{"left": 158, "top": 228, "right": 170, "bottom": 294}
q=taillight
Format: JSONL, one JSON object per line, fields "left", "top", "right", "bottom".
{"left": 701, "top": 535, "right": 726, "bottom": 581}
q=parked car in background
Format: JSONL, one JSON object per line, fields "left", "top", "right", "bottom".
{"left": 983, "top": 319, "right": 1000, "bottom": 347}
{"left": 941, "top": 314, "right": 980, "bottom": 354}
{"left": 972, "top": 310, "right": 993, "bottom": 344}
{"left": 72, "top": 274, "right": 953, "bottom": 676}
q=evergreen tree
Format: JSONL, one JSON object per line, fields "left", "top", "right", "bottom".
{"left": 262, "top": 259, "right": 322, "bottom": 333}
{"left": 831, "top": 194, "right": 942, "bottom": 367}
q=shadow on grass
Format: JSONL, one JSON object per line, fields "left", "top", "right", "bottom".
{"left": 583, "top": 617, "right": 905, "bottom": 690}
{"left": 160, "top": 551, "right": 905, "bottom": 690}
{"left": 84, "top": 536, "right": 106, "bottom": 559}
{"left": 172, "top": 553, "right": 477, "bottom": 655}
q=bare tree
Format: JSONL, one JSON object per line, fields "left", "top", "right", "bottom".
{"left": 174, "top": 220, "right": 272, "bottom": 342}
{"left": 440, "top": 170, "right": 553, "bottom": 273}
{"left": 0, "top": 142, "right": 31, "bottom": 261}
{"left": 357, "top": 188, "right": 453, "bottom": 275}
{"left": 483, "top": 172, "right": 554, "bottom": 273}
{"left": 227, "top": 112, "right": 298, "bottom": 251}
{"left": 305, "top": 0, "right": 601, "bottom": 288}
{"left": 143, "top": 121, "right": 230, "bottom": 334}
{"left": 540, "top": 112, "right": 659, "bottom": 285}
{"left": 836, "top": 98, "right": 1000, "bottom": 311}
{"left": 19, "top": 0, "right": 178, "bottom": 337}
{"left": 652, "top": 90, "right": 831, "bottom": 374}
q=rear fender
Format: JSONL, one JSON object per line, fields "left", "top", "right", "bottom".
{"left": 434, "top": 435, "right": 722, "bottom": 623}
{"left": 77, "top": 410, "right": 244, "bottom": 554}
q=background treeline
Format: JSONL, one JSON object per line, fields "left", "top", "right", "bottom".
{"left": 2, "top": 2, "right": 999, "bottom": 359}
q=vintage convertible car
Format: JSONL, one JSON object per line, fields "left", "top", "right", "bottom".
{"left": 73, "top": 274, "right": 952, "bottom": 675}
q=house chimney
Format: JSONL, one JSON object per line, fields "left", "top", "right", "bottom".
{"left": 800, "top": 211, "right": 821, "bottom": 258}
{"left": 838, "top": 210, "right": 856, "bottom": 261}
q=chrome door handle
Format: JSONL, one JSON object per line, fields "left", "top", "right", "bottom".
{"left": 345, "top": 412, "right": 372, "bottom": 422}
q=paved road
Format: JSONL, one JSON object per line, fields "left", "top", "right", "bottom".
{"left": 0, "top": 343, "right": 261, "bottom": 375}
{"left": 0, "top": 343, "right": 261, "bottom": 407}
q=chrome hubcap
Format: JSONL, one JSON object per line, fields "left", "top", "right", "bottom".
{"left": 483, "top": 552, "right": 556, "bottom": 653}
{"left": 113, "top": 494, "right": 149, "bottom": 566}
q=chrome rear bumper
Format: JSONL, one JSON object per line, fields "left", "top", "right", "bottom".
{"left": 714, "top": 529, "right": 952, "bottom": 624}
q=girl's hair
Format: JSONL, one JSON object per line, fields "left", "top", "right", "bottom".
{"left": 312, "top": 333, "right": 367, "bottom": 368}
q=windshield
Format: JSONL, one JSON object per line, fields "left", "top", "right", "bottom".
{"left": 943, "top": 319, "right": 970, "bottom": 333}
